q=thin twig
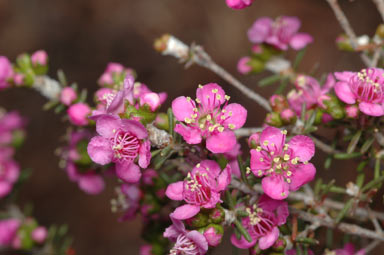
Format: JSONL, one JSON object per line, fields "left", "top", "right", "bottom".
{"left": 326, "top": 0, "right": 372, "bottom": 66}
{"left": 234, "top": 127, "right": 263, "bottom": 137}
{"left": 372, "top": 0, "right": 384, "bottom": 22}
{"left": 309, "top": 135, "right": 341, "bottom": 154}
{"left": 156, "top": 35, "right": 271, "bottom": 112}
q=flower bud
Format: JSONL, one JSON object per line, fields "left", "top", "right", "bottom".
{"left": 272, "top": 237, "right": 286, "bottom": 252}
{"left": 67, "top": 103, "right": 91, "bottom": 126}
{"left": 140, "top": 92, "right": 161, "bottom": 111}
{"left": 140, "top": 244, "right": 153, "bottom": 255}
{"left": 376, "top": 24, "right": 384, "bottom": 38}
{"left": 185, "top": 212, "right": 209, "bottom": 228}
{"left": 248, "top": 58, "right": 265, "bottom": 73}
{"left": 154, "top": 113, "right": 169, "bottom": 130}
{"left": 203, "top": 224, "right": 224, "bottom": 247}
{"left": 226, "top": 0, "right": 254, "bottom": 9}
{"left": 31, "top": 226, "right": 47, "bottom": 244}
{"left": 269, "top": 94, "right": 288, "bottom": 112}
{"left": 323, "top": 95, "right": 345, "bottom": 120}
{"left": 60, "top": 87, "right": 77, "bottom": 106}
{"left": 280, "top": 109, "right": 296, "bottom": 124}
{"left": 31, "top": 50, "right": 48, "bottom": 66}
{"left": 346, "top": 105, "right": 359, "bottom": 118}
{"left": 0, "top": 56, "right": 13, "bottom": 90}
{"left": 251, "top": 44, "right": 263, "bottom": 54}
{"left": 13, "top": 73, "right": 24, "bottom": 86}
{"left": 237, "top": 57, "right": 252, "bottom": 75}
{"left": 336, "top": 34, "right": 354, "bottom": 51}
{"left": 209, "top": 207, "right": 225, "bottom": 224}
{"left": 248, "top": 133, "right": 260, "bottom": 149}
{"left": 265, "top": 112, "right": 283, "bottom": 127}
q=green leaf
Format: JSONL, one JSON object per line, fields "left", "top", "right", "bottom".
{"left": 356, "top": 173, "right": 365, "bottom": 188}
{"left": 375, "top": 157, "right": 381, "bottom": 180}
{"left": 57, "top": 69, "right": 67, "bottom": 86}
{"left": 360, "top": 137, "right": 374, "bottom": 154}
{"left": 234, "top": 219, "right": 252, "bottom": 243}
{"left": 362, "top": 176, "right": 384, "bottom": 192}
{"left": 237, "top": 156, "right": 248, "bottom": 184}
{"left": 347, "top": 130, "right": 362, "bottom": 154}
{"left": 293, "top": 48, "right": 307, "bottom": 70}
{"left": 295, "top": 237, "right": 319, "bottom": 245}
{"left": 357, "top": 160, "right": 368, "bottom": 172}
{"left": 335, "top": 198, "right": 354, "bottom": 223}
{"left": 167, "top": 108, "right": 175, "bottom": 138}
{"left": 334, "top": 152, "right": 361, "bottom": 159}
{"left": 258, "top": 74, "right": 281, "bottom": 87}
{"left": 275, "top": 77, "right": 289, "bottom": 94}
{"left": 324, "top": 156, "right": 332, "bottom": 169}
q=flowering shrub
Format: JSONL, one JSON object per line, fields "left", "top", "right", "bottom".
{"left": 3, "top": 1, "right": 384, "bottom": 254}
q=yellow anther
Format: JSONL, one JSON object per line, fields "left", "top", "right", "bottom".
{"left": 259, "top": 158, "right": 264, "bottom": 162}
{"left": 258, "top": 170, "right": 262, "bottom": 176}
{"left": 287, "top": 171, "right": 292, "bottom": 176}
{"left": 196, "top": 98, "right": 201, "bottom": 103}
{"left": 212, "top": 89, "right": 218, "bottom": 93}
{"left": 283, "top": 154, "right": 290, "bottom": 161}
{"left": 198, "top": 84, "right": 203, "bottom": 88}
{"left": 186, "top": 96, "right": 191, "bottom": 101}
{"left": 207, "top": 115, "right": 212, "bottom": 121}
{"left": 228, "top": 124, "right": 236, "bottom": 129}
{"left": 287, "top": 178, "right": 291, "bottom": 183}
{"left": 208, "top": 126, "right": 215, "bottom": 132}
{"left": 199, "top": 124, "right": 205, "bottom": 129}
{"left": 276, "top": 164, "right": 282, "bottom": 169}
{"left": 218, "top": 126, "right": 224, "bottom": 132}
{"left": 281, "top": 130, "right": 287, "bottom": 135}
{"left": 184, "top": 118, "right": 192, "bottom": 124}
{"left": 273, "top": 157, "right": 280, "bottom": 163}
{"left": 216, "top": 95, "right": 221, "bottom": 100}
{"left": 225, "top": 95, "right": 230, "bottom": 100}
{"left": 196, "top": 163, "right": 201, "bottom": 168}
{"left": 263, "top": 140, "right": 269, "bottom": 146}
{"left": 256, "top": 146, "right": 262, "bottom": 152}
{"left": 246, "top": 167, "right": 251, "bottom": 174}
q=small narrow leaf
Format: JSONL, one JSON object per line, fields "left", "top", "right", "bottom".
{"left": 347, "top": 130, "right": 362, "bottom": 154}
{"left": 335, "top": 198, "right": 354, "bottom": 223}
{"left": 258, "top": 74, "right": 281, "bottom": 87}
{"left": 293, "top": 48, "right": 307, "bottom": 70}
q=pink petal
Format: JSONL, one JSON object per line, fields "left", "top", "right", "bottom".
{"left": 334, "top": 71, "right": 355, "bottom": 82}
{"left": 107, "top": 90, "right": 125, "bottom": 114}
{"left": 290, "top": 163, "right": 316, "bottom": 191}
{"left": 78, "top": 174, "right": 105, "bottom": 195}
{"left": 199, "top": 160, "right": 221, "bottom": 177}
{"left": 334, "top": 82, "right": 356, "bottom": 104}
{"left": 247, "top": 17, "right": 273, "bottom": 43}
{"left": 230, "top": 234, "right": 256, "bottom": 249}
{"left": 258, "top": 194, "right": 289, "bottom": 225}
{"left": 258, "top": 227, "right": 279, "bottom": 250}
{"left": 96, "top": 114, "right": 121, "bottom": 138}
{"left": 261, "top": 175, "right": 289, "bottom": 200}
{"left": 196, "top": 83, "right": 226, "bottom": 110}
{"left": 171, "top": 204, "right": 200, "bottom": 220}
{"left": 0, "top": 182, "right": 11, "bottom": 198}
{"left": 121, "top": 119, "right": 148, "bottom": 139}
{"left": 206, "top": 131, "right": 236, "bottom": 153}
{"left": 186, "top": 230, "right": 209, "bottom": 253}
{"left": 166, "top": 181, "right": 184, "bottom": 201}
{"left": 222, "top": 103, "right": 247, "bottom": 130}
{"left": 172, "top": 96, "right": 195, "bottom": 122}
{"left": 359, "top": 102, "right": 384, "bottom": 116}
{"left": 87, "top": 136, "right": 113, "bottom": 165}
{"left": 288, "top": 135, "right": 315, "bottom": 162}
{"left": 174, "top": 124, "right": 202, "bottom": 144}
{"left": 250, "top": 149, "right": 271, "bottom": 173}
{"left": 138, "top": 140, "right": 151, "bottom": 168}
{"left": 217, "top": 165, "right": 232, "bottom": 191}
{"left": 289, "top": 33, "right": 313, "bottom": 50}
{"left": 116, "top": 162, "right": 142, "bottom": 183}
{"left": 260, "top": 126, "right": 285, "bottom": 153}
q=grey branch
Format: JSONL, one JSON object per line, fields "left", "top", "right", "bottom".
{"left": 156, "top": 34, "right": 271, "bottom": 112}
{"left": 234, "top": 127, "right": 263, "bottom": 137}
{"left": 33, "top": 75, "right": 61, "bottom": 101}
{"left": 372, "top": 0, "right": 384, "bottom": 22}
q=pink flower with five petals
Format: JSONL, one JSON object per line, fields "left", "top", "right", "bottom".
{"left": 250, "top": 126, "right": 316, "bottom": 200}
{"left": 172, "top": 83, "right": 247, "bottom": 153}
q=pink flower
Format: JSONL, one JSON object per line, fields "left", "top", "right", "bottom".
{"left": 226, "top": 0, "right": 254, "bottom": 9}
{"left": 118, "top": 183, "right": 141, "bottom": 221}
{"left": 67, "top": 103, "right": 91, "bottom": 126}
{"left": 87, "top": 114, "right": 151, "bottom": 183}
{"left": 0, "top": 219, "right": 20, "bottom": 246}
{"left": 237, "top": 57, "right": 252, "bottom": 74}
{"left": 133, "top": 82, "right": 167, "bottom": 111}
{"left": 31, "top": 226, "right": 48, "bottom": 244}
{"left": 203, "top": 225, "right": 223, "bottom": 247}
{"left": 248, "top": 16, "right": 313, "bottom": 51}
{"left": 334, "top": 68, "right": 384, "bottom": 116}
{"left": 31, "top": 50, "right": 48, "bottom": 66}
{"left": 98, "top": 62, "right": 135, "bottom": 86}
{"left": 60, "top": 87, "right": 77, "bottom": 106}
{"left": 172, "top": 83, "right": 247, "bottom": 153}
{"left": 0, "top": 159, "right": 20, "bottom": 198}
{"left": 250, "top": 127, "right": 316, "bottom": 200}
{"left": 164, "top": 217, "right": 208, "bottom": 255}
{"left": 77, "top": 173, "right": 105, "bottom": 195}
{"left": 0, "top": 56, "right": 13, "bottom": 90}
{"left": 346, "top": 105, "right": 359, "bottom": 118}
{"left": 165, "top": 160, "right": 231, "bottom": 220}
{"left": 334, "top": 243, "right": 366, "bottom": 255}
{"left": 0, "top": 111, "right": 25, "bottom": 145}
{"left": 288, "top": 74, "right": 335, "bottom": 115}
{"left": 140, "top": 244, "right": 153, "bottom": 255}
{"left": 231, "top": 194, "right": 289, "bottom": 250}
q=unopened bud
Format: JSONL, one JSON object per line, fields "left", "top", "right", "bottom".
{"left": 265, "top": 112, "right": 283, "bottom": 127}
{"left": 346, "top": 105, "right": 359, "bottom": 118}
{"left": 209, "top": 207, "right": 225, "bottom": 224}
{"left": 185, "top": 212, "right": 209, "bottom": 228}
{"left": 280, "top": 109, "right": 296, "bottom": 124}
{"left": 248, "top": 133, "right": 260, "bottom": 149}
{"left": 237, "top": 57, "right": 252, "bottom": 75}
{"left": 202, "top": 224, "right": 224, "bottom": 247}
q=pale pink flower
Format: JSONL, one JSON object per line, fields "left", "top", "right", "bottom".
{"left": 87, "top": 114, "right": 151, "bottom": 183}
{"left": 0, "top": 159, "right": 20, "bottom": 198}
{"left": 172, "top": 83, "right": 247, "bottom": 153}
{"left": 250, "top": 126, "right": 316, "bottom": 200}
{"left": 0, "top": 56, "right": 13, "bottom": 90}
{"left": 140, "top": 244, "right": 153, "bottom": 255}
{"left": 203, "top": 225, "right": 223, "bottom": 247}
{"left": 67, "top": 103, "right": 91, "bottom": 126}
{"left": 31, "top": 226, "right": 48, "bottom": 244}
{"left": 0, "top": 111, "right": 25, "bottom": 145}
{"left": 98, "top": 62, "right": 135, "bottom": 87}
{"left": 288, "top": 74, "right": 335, "bottom": 115}
{"left": 164, "top": 217, "right": 208, "bottom": 255}
{"left": 248, "top": 16, "right": 313, "bottom": 51}
{"left": 60, "top": 87, "right": 77, "bottom": 106}
{"left": 165, "top": 160, "right": 231, "bottom": 220}
{"left": 226, "top": 0, "right": 254, "bottom": 9}
{"left": 334, "top": 243, "right": 365, "bottom": 255}
{"left": 334, "top": 68, "right": 384, "bottom": 116}
{"left": 0, "top": 219, "right": 20, "bottom": 246}
{"left": 237, "top": 57, "right": 252, "bottom": 74}
{"left": 231, "top": 194, "right": 289, "bottom": 250}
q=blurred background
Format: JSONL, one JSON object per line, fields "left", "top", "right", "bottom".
{"left": 0, "top": 0, "right": 382, "bottom": 254}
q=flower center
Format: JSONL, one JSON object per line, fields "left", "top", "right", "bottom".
{"left": 246, "top": 205, "right": 275, "bottom": 238}
{"left": 170, "top": 234, "right": 199, "bottom": 255}
{"left": 351, "top": 68, "right": 384, "bottom": 103}
{"left": 111, "top": 129, "right": 140, "bottom": 162}
{"left": 184, "top": 171, "right": 212, "bottom": 205}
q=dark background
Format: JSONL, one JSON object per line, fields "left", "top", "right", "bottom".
{"left": 0, "top": 0, "right": 382, "bottom": 254}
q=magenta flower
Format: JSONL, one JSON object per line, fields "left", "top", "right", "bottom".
{"left": 203, "top": 225, "right": 223, "bottom": 247}
{"left": 0, "top": 159, "right": 20, "bottom": 198}
{"left": 31, "top": 226, "right": 48, "bottom": 244}
{"left": 172, "top": 83, "right": 247, "bottom": 153}
{"left": 87, "top": 114, "right": 151, "bottom": 183}
{"left": 231, "top": 194, "right": 289, "bottom": 250}
{"left": 0, "top": 111, "right": 25, "bottom": 145}
{"left": 98, "top": 62, "right": 135, "bottom": 87}
{"left": 334, "top": 68, "right": 384, "bottom": 116}
{"left": 31, "top": 50, "right": 48, "bottom": 66}
{"left": 0, "top": 56, "right": 13, "bottom": 90}
{"left": 237, "top": 57, "right": 252, "bottom": 74}
{"left": 288, "top": 74, "right": 335, "bottom": 115}
{"left": 60, "top": 87, "right": 77, "bottom": 106}
{"left": 166, "top": 160, "right": 231, "bottom": 220}
{"left": 226, "top": 0, "right": 254, "bottom": 10}
{"left": 250, "top": 127, "right": 316, "bottom": 200}
{"left": 248, "top": 16, "right": 313, "bottom": 51}
{"left": 0, "top": 219, "right": 20, "bottom": 246}
{"left": 334, "top": 243, "right": 366, "bottom": 255}
{"left": 164, "top": 217, "right": 208, "bottom": 255}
